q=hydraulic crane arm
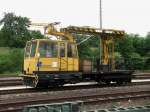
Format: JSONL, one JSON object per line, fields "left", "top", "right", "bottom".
{"left": 61, "top": 26, "right": 125, "bottom": 71}
{"left": 30, "top": 23, "right": 75, "bottom": 42}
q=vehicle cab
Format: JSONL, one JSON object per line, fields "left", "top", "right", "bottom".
{"left": 24, "top": 39, "right": 79, "bottom": 75}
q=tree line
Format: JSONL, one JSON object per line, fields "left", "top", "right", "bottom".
{"left": 78, "top": 33, "right": 150, "bottom": 70}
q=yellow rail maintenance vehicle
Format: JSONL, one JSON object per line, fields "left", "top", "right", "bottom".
{"left": 21, "top": 22, "right": 133, "bottom": 88}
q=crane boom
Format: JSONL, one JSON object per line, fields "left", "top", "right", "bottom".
{"left": 61, "top": 26, "right": 125, "bottom": 71}
{"left": 61, "top": 26, "right": 125, "bottom": 38}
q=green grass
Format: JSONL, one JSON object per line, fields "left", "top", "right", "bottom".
{"left": 0, "top": 72, "right": 20, "bottom": 77}
{"left": 0, "top": 47, "right": 11, "bottom": 55}
{"left": 0, "top": 47, "right": 23, "bottom": 75}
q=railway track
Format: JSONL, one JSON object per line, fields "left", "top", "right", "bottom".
{"left": 0, "top": 84, "right": 99, "bottom": 95}
{"left": 0, "top": 77, "right": 22, "bottom": 87}
{"left": 1, "top": 81, "right": 150, "bottom": 95}
{"left": 0, "top": 73, "right": 150, "bottom": 87}
{"left": 1, "top": 84, "right": 150, "bottom": 112}
{"left": 0, "top": 73, "right": 149, "bottom": 112}
{"left": 133, "top": 73, "right": 150, "bottom": 79}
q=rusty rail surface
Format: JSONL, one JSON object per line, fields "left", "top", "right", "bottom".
{"left": 0, "top": 90, "right": 150, "bottom": 112}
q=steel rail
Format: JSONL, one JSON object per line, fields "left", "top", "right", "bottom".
{"left": 0, "top": 90, "right": 150, "bottom": 112}
{"left": 1, "top": 81, "right": 150, "bottom": 95}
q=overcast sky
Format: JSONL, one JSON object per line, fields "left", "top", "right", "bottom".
{"left": 0, "top": 0, "right": 150, "bottom": 36}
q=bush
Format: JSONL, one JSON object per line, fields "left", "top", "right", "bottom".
{"left": 0, "top": 48, "right": 23, "bottom": 73}
{"left": 125, "top": 53, "right": 145, "bottom": 70}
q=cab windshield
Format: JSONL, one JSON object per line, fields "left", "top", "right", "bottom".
{"left": 39, "top": 41, "right": 58, "bottom": 58}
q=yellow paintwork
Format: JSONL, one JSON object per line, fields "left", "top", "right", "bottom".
{"left": 24, "top": 39, "right": 79, "bottom": 75}
{"left": 24, "top": 57, "right": 37, "bottom": 74}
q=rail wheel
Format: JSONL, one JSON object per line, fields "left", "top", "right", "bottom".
{"left": 116, "top": 80, "right": 123, "bottom": 85}
{"left": 32, "top": 77, "right": 48, "bottom": 88}
{"left": 105, "top": 81, "right": 111, "bottom": 85}
{"left": 50, "top": 83, "right": 62, "bottom": 88}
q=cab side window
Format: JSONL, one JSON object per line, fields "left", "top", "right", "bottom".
{"left": 68, "top": 43, "right": 73, "bottom": 57}
{"left": 30, "top": 42, "right": 37, "bottom": 57}
{"left": 25, "top": 42, "right": 31, "bottom": 58}
{"left": 67, "top": 43, "right": 77, "bottom": 58}
{"left": 60, "top": 43, "right": 65, "bottom": 57}
{"left": 39, "top": 42, "right": 58, "bottom": 58}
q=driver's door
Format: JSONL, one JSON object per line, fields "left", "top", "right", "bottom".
{"left": 59, "top": 42, "right": 68, "bottom": 71}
